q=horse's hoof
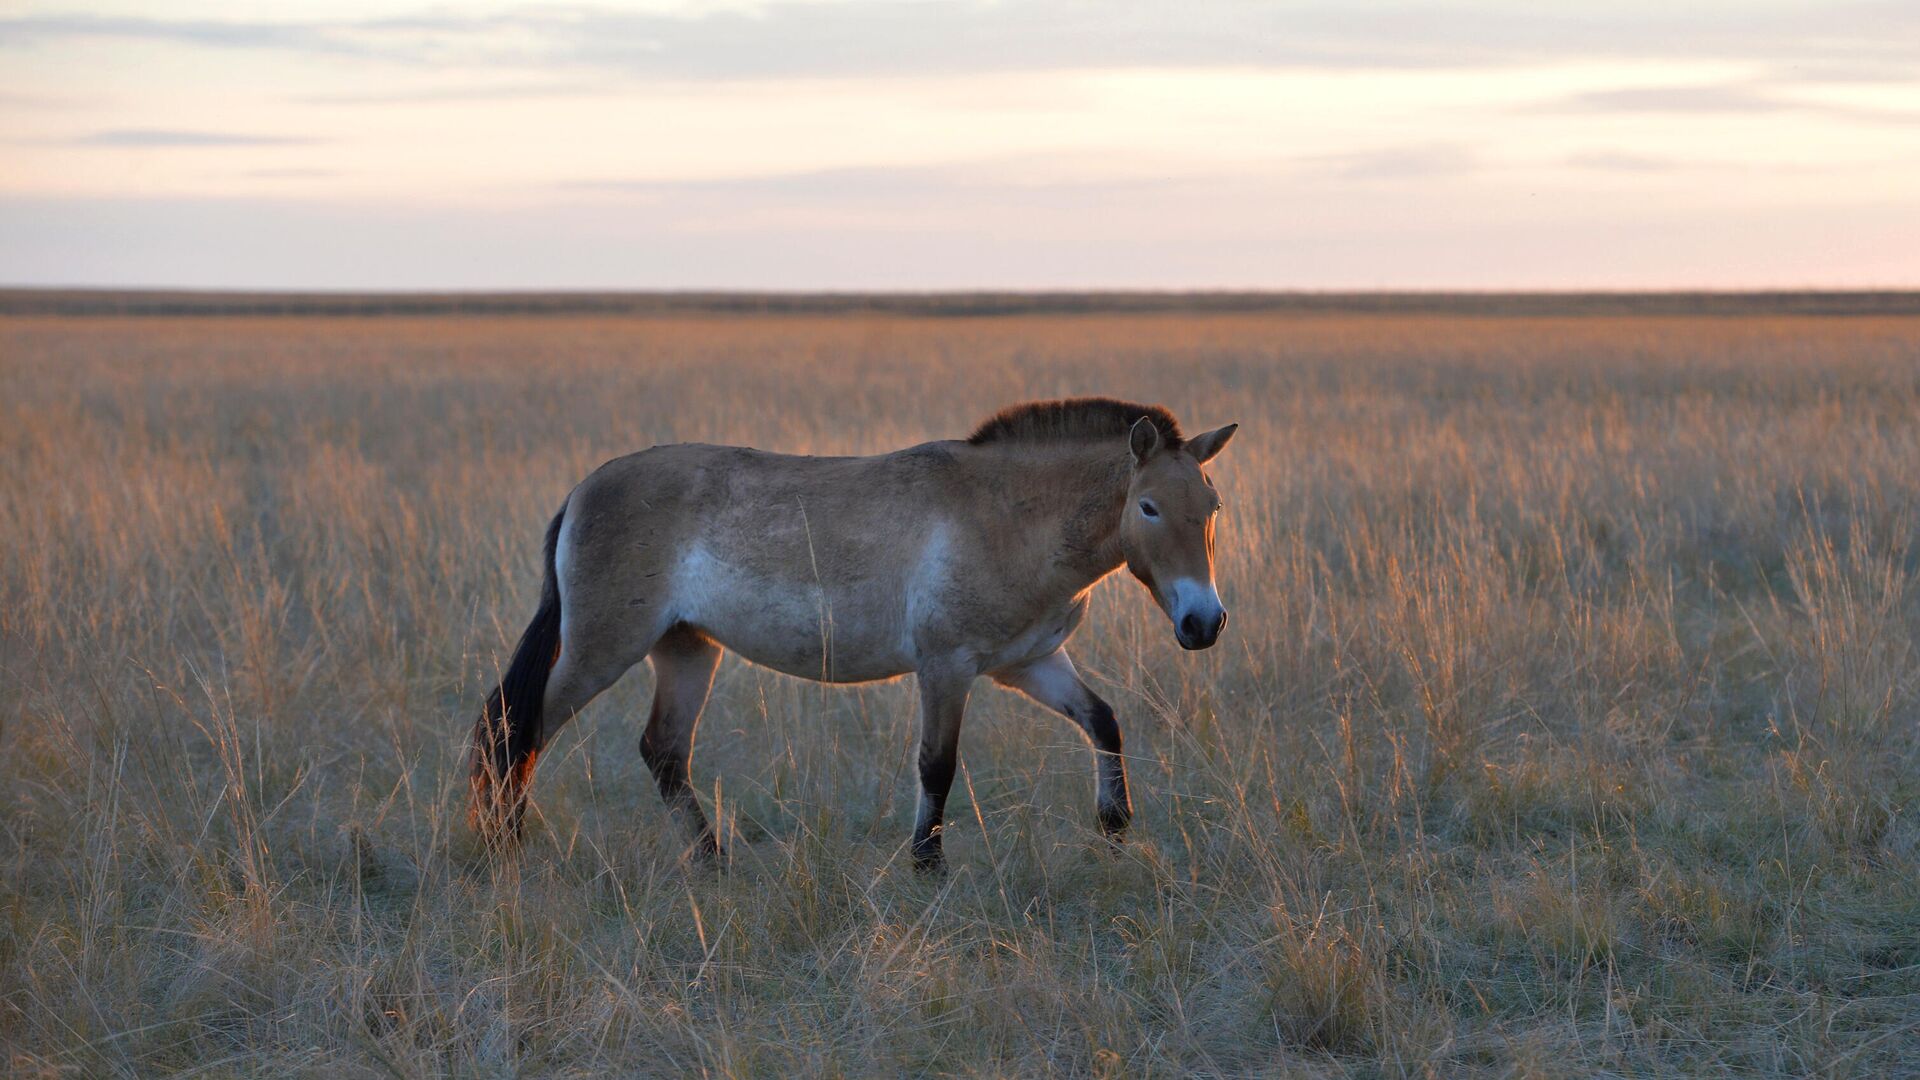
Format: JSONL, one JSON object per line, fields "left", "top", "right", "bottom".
{"left": 690, "top": 836, "right": 728, "bottom": 867}
{"left": 911, "top": 843, "right": 946, "bottom": 875}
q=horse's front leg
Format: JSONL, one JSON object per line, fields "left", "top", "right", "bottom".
{"left": 992, "top": 649, "right": 1131, "bottom": 840}
{"left": 911, "top": 666, "right": 974, "bottom": 872}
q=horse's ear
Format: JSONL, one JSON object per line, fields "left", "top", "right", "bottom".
{"left": 1186, "top": 423, "right": 1238, "bottom": 463}
{"left": 1129, "top": 416, "right": 1163, "bottom": 465}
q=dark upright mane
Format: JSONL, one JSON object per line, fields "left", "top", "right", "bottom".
{"left": 966, "top": 397, "right": 1184, "bottom": 449}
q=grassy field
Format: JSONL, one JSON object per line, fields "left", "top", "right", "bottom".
{"left": 2, "top": 306, "right": 1917, "bottom": 1077}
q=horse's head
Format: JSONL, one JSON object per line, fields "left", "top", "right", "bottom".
{"left": 1120, "top": 416, "right": 1238, "bottom": 650}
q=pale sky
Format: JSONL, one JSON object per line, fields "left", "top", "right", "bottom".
{"left": 1, "top": 1, "right": 1917, "bottom": 289}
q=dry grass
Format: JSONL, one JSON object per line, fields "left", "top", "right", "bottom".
{"left": 2, "top": 309, "right": 1917, "bottom": 1077}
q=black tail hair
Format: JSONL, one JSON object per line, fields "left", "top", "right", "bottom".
{"left": 469, "top": 504, "right": 567, "bottom": 843}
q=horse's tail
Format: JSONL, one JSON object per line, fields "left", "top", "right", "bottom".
{"left": 469, "top": 504, "right": 567, "bottom": 846}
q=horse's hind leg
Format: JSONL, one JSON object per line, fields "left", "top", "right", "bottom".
{"left": 521, "top": 619, "right": 654, "bottom": 836}
{"left": 641, "top": 625, "right": 725, "bottom": 859}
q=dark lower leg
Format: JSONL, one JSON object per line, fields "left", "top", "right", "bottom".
{"left": 641, "top": 732, "right": 719, "bottom": 857}
{"left": 912, "top": 752, "right": 957, "bottom": 871}
{"left": 911, "top": 671, "right": 970, "bottom": 872}
{"left": 1081, "top": 699, "right": 1132, "bottom": 838}
{"left": 642, "top": 627, "right": 724, "bottom": 860}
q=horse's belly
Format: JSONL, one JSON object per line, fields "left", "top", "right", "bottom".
{"left": 989, "top": 636, "right": 1064, "bottom": 673}
{"left": 980, "top": 606, "right": 1081, "bottom": 673}
{"left": 720, "top": 628, "right": 913, "bottom": 684}
{"left": 671, "top": 545, "right": 913, "bottom": 683}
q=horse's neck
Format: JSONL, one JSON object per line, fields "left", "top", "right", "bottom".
{"left": 1027, "top": 447, "right": 1130, "bottom": 594}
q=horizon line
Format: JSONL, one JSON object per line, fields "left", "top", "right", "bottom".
{"left": 6, "top": 286, "right": 1920, "bottom": 319}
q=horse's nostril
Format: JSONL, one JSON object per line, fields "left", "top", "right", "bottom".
{"left": 1180, "top": 613, "right": 1202, "bottom": 641}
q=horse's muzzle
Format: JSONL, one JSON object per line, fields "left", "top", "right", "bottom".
{"left": 1175, "top": 608, "right": 1226, "bottom": 650}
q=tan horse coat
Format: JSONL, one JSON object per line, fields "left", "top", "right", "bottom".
{"left": 471, "top": 397, "right": 1236, "bottom": 868}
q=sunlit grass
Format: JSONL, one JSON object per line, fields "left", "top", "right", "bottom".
{"left": 2, "top": 310, "right": 1916, "bottom": 1075}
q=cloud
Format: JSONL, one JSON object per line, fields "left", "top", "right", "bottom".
{"left": 551, "top": 144, "right": 1482, "bottom": 231}
{"left": 4, "top": 3, "right": 1920, "bottom": 81}
{"left": 4, "top": 190, "right": 1916, "bottom": 290}
{"left": 1305, "top": 144, "right": 1479, "bottom": 182}
{"left": 0, "top": 89, "right": 98, "bottom": 109}
{"left": 70, "top": 129, "right": 320, "bottom": 147}
{"left": 1766, "top": 59, "right": 1920, "bottom": 85}
{"left": 288, "top": 80, "right": 606, "bottom": 106}
{"left": 1562, "top": 151, "right": 1680, "bottom": 173}
{"left": 1559, "top": 84, "right": 1787, "bottom": 114}
{"left": 1541, "top": 80, "right": 1920, "bottom": 124}
{"left": 557, "top": 159, "right": 1209, "bottom": 211}
{"left": 562, "top": 166, "right": 966, "bottom": 200}
{"left": 0, "top": 13, "right": 371, "bottom": 56}
{"left": 558, "top": 143, "right": 1483, "bottom": 207}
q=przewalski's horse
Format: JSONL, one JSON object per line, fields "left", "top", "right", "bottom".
{"left": 470, "top": 398, "right": 1237, "bottom": 870}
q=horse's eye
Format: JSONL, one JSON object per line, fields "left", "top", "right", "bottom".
{"left": 1139, "top": 500, "right": 1159, "bottom": 519}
